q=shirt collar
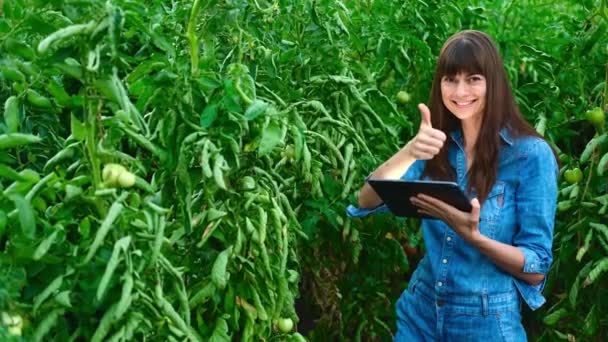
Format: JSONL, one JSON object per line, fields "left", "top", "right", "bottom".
{"left": 449, "top": 127, "right": 513, "bottom": 149}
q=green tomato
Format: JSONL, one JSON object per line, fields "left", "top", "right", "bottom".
{"left": 564, "top": 168, "right": 583, "bottom": 184}
{"left": 118, "top": 171, "right": 136, "bottom": 188}
{"left": 290, "top": 332, "right": 307, "bottom": 342}
{"left": 396, "top": 91, "right": 411, "bottom": 105}
{"left": 239, "top": 176, "right": 257, "bottom": 191}
{"left": 102, "top": 163, "right": 127, "bottom": 187}
{"left": 585, "top": 107, "right": 605, "bottom": 129}
{"left": 277, "top": 318, "right": 294, "bottom": 333}
{"left": 282, "top": 144, "right": 295, "bottom": 160}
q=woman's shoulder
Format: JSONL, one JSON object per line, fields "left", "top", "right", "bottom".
{"left": 507, "top": 134, "right": 558, "bottom": 177}
{"left": 508, "top": 134, "right": 554, "bottom": 159}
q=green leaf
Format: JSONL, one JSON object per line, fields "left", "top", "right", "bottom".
{"left": 65, "top": 184, "right": 83, "bottom": 201}
{"left": 150, "top": 32, "right": 174, "bottom": 55}
{"left": 94, "top": 79, "right": 121, "bottom": 104}
{"left": 24, "top": 14, "right": 57, "bottom": 35}
{"left": 127, "top": 60, "right": 165, "bottom": 84}
{"left": 33, "top": 275, "right": 63, "bottom": 314}
{"left": 196, "top": 75, "right": 222, "bottom": 92}
{"left": 33, "top": 230, "right": 59, "bottom": 260}
{"left": 584, "top": 257, "right": 608, "bottom": 287}
{"left": 258, "top": 120, "right": 282, "bottom": 156}
{"left": 0, "top": 16, "right": 9, "bottom": 32}
{"left": 209, "top": 318, "right": 231, "bottom": 342}
{"left": 70, "top": 114, "right": 86, "bottom": 141}
{"left": 200, "top": 104, "right": 219, "bottom": 128}
{"left": 569, "top": 276, "right": 580, "bottom": 308}
{"left": 53, "top": 61, "right": 83, "bottom": 80}
{"left": 580, "top": 133, "right": 607, "bottom": 163}
{"left": 322, "top": 173, "right": 341, "bottom": 198}
{"left": 46, "top": 80, "right": 71, "bottom": 107}
{"left": 0, "top": 267, "right": 26, "bottom": 298}
{"left": 54, "top": 290, "right": 72, "bottom": 308}
{"left": 244, "top": 100, "right": 269, "bottom": 120}
{"left": 222, "top": 79, "right": 242, "bottom": 113}
{"left": 301, "top": 215, "right": 319, "bottom": 238}
{"left": 542, "top": 307, "right": 568, "bottom": 326}
{"left": 4, "top": 1, "right": 24, "bottom": 21}
{"left": 597, "top": 151, "right": 608, "bottom": 176}
{"left": 4, "top": 38, "right": 35, "bottom": 60}
{"left": 4, "top": 96, "right": 20, "bottom": 133}
{"left": 211, "top": 246, "right": 233, "bottom": 290}
{"left": 0, "top": 210, "right": 6, "bottom": 239}
{"left": 9, "top": 194, "right": 36, "bottom": 239}
{"left": 583, "top": 304, "right": 599, "bottom": 336}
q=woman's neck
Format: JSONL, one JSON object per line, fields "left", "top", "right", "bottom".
{"left": 461, "top": 117, "right": 482, "bottom": 153}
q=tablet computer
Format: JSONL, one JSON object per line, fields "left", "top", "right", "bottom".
{"left": 367, "top": 179, "right": 472, "bottom": 218}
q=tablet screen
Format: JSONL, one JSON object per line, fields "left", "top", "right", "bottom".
{"left": 367, "top": 179, "right": 472, "bottom": 218}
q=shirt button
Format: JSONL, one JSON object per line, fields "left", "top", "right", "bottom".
{"left": 530, "top": 264, "right": 535, "bottom": 269}
{"left": 442, "top": 259, "right": 448, "bottom": 264}
{"left": 446, "top": 236, "right": 452, "bottom": 242}
{"left": 437, "top": 281, "right": 443, "bottom": 287}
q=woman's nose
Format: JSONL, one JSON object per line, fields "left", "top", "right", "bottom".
{"left": 455, "top": 81, "right": 468, "bottom": 96}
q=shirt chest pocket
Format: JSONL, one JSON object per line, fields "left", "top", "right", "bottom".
{"left": 480, "top": 181, "right": 506, "bottom": 224}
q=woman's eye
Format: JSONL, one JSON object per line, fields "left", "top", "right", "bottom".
{"left": 469, "top": 76, "right": 483, "bottom": 82}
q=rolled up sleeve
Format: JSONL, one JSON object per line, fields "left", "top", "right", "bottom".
{"left": 513, "top": 139, "right": 558, "bottom": 310}
{"left": 346, "top": 204, "right": 390, "bottom": 217}
{"left": 345, "top": 160, "right": 426, "bottom": 218}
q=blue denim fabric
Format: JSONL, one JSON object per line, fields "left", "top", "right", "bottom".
{"left": 347, "top": 127, "right": 558, "bottom": 329}
{"left": 395, "top": 277, "right": 527, "bottom": 341}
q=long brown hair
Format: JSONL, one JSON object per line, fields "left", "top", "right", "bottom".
{"left": 423, "top": 30, "right": 549, "bottom": 203}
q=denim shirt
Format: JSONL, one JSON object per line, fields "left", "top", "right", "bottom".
{"left": 346, "top": 128, "right": 558, "bottom": 310}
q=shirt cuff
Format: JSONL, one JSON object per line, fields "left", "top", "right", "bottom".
{"left": 346, "top": 204, "right": 389, "bottom": 218}
{"left": 519, "top": 246, "right": 550, "bottom": 274}
{"left": 513, "top": 277, "right": 547, "bottom": 311}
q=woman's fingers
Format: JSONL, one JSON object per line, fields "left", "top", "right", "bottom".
{"left": 409, "top": 133, "right": 445, "bottom": 160}
{"left": 415, "top": 135, "right": 444, "bottom": 150}
{"left": 406, "top": 108, "right": 447, "bottom": 161}
{"left": 411, "top": 196, "right": 441, "bottom": 216}
{"left": 411, "top": 141, "right": 439, "bottom": 154}
{"left": 409, "top": 126, "right": 446, "bottom": 159}
{"left": 420, "top": 127, "right": 447, "bottom": 142}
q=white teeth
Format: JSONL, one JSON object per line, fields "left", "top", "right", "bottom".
{"left": 455, "top": 100, "right": 474, "bottom": 106}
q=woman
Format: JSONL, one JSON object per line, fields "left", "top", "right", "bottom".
{"left": 347, "top": 30, "right": 558, "bottom": 341}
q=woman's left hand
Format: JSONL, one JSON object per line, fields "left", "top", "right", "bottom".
{"left": 410, "top": 194, "right": 482, "bottom": 243}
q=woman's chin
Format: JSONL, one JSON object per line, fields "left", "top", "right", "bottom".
{"left": 449, "top": 107, "right": 483, "bottom": 122}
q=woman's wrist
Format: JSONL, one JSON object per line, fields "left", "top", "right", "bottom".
{"left": 467, "top": 229, "right": 486, "bottom": 247}
{"left": 401, "top": 141, "right": 415, "bottom": 160}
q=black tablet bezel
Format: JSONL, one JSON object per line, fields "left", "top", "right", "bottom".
{"left": 366, "top": 179, "right": 472, "bottom": 218}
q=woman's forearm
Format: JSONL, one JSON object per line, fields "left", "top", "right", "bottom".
{"left": 470, "top": 233, "right": 545, "bottom": 285}
{"left": 357, "top": 143, "right": 416, "bottom": 209}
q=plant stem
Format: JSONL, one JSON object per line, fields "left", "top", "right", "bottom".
{"left": 188, "top": 0, "right": 203, "bottom": 76}
{"left": 86, "top": 96, "right": 102, "bottom": 189}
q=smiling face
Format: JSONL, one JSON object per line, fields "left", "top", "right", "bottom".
{"left": 440, "top": 73, "right": 487, "bottom": 122}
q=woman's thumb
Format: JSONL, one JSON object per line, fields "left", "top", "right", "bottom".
{"left": 418, "top": 103, "right": 432, "bottom": 128}
{"left": 471, "top": 198, "right": 481, "bottom": 221}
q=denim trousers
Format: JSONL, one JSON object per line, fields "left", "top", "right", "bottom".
{"left": 394, "top": 279, "right": 527, "bottom": 341}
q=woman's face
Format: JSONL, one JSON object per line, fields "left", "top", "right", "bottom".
{"left": 440, "top": 72, "right": 487, "bottom": 122}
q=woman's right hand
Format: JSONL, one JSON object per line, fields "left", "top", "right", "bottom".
{"left": 356, "top": 104, "right": 446, "bottom": 209}
{"left": 405, "top": 104, "right": 447, "bottom": 160}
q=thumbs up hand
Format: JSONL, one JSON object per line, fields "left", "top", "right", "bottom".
{"left": 405, "top": 104, "right": 447, "bottom": 160}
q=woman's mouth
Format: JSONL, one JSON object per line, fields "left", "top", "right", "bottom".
{"left": 453, "top": 99, "right": 476, "bottom": 107}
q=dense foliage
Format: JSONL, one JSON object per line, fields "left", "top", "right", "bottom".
{"left": 0, "top": 0, "right": 606, "bottom": 341}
